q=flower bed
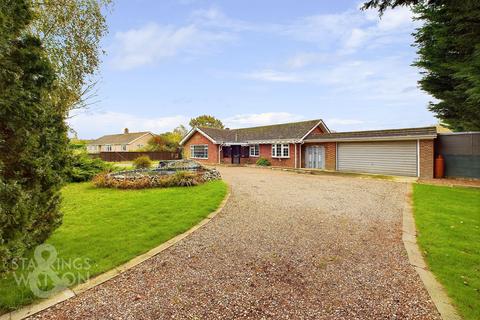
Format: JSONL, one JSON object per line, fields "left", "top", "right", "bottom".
{"left": 93, "top": 160, "right": 221, "bottom": 189}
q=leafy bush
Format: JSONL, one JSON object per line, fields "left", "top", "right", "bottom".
{"left": 133, "top": 156, "right": 152, "bottom": 169}
{"left": 0, "top": 1, "right": 70, "bottom": 273}
{"left": 67, "top": 150, "right": 115, "bottom": 182}
{"left": 256, "top": 157, "right": 271, "bottom": 166}
{"left": 93, "top": 171, "right": 202, "bottom": 189}
{"left": 169, "top": 171, "right": 198, "bottom": 187}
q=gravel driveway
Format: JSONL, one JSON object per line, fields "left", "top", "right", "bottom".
{"left": 33, "top": 167, "right": 439, "bottom": 319}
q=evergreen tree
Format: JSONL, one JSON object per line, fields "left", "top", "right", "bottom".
{"left": 363, "top": 0, "right": 480, "bottom": 131}
{"left": 0, "top": 0, "right": 70, "bottom": 272}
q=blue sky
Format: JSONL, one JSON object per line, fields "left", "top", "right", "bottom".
{"left": 69, "top": 0, "right": 437, "bottom": 139}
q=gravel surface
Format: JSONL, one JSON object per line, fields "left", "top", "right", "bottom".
{"left": 32, "top": 167, "right": 439, "bottom": 319}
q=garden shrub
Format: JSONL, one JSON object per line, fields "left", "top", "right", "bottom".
{"left": 67, "top": 149, "right": 115, "bottom": 182}
{"left": 92, "top": 170, "right": 219, "bottom": 189}
{"left": 256, "top": 157, "right": 271, "bottom": 166}
{"left": 133, "top": 156, "right": 152, "bottom": 169}
{"left": 0, "top": 1, "right": 71, "bottom": 273}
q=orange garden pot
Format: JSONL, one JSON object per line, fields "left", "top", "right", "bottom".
{"left": 434, "top": 154, "right": 445, "bottom": 178}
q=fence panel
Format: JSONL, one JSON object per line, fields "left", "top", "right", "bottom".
{"left": 89, "top": 151, "right": 181, "bottom": 162}
{"left": 436, "top": 133, "right": 480, "bottom": 179}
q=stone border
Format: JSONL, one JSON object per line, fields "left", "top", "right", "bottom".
{"left": 402, "top": 183, "right": 461, "bottom": 320}
{"left": 1, "top": 185, "right": 231, "bottom": 320}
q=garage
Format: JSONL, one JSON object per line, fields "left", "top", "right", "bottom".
{"left": 337, "top": 141, "right": 418, "bottom": 177}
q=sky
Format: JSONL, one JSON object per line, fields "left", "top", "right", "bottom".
{"left": 68, "top": 0, "right": 438, "bottom": 139}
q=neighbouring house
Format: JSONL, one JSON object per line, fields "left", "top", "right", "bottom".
{"left": 87, "top": 128, "right": 155, "bottom": 153}
{"left": 179, "top": 119, "right": 438, "bottom": 178}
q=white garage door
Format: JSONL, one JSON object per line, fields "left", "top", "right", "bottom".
{"left": 337, "top": 141, "right": 418, "bottom": 176}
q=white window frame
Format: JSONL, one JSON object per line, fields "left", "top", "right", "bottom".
{"left": 190, "top": 144, "right": 208, "bottom": 159}
{"left": 121, "top": 144, "right": 127, "bottom": 151}
{"left": 249, "top": 144, "right": 259, "bottom": 157}
{"left": 104, "top": 144, "right": 112, "bottom": 152}
{"left": 271, "top": 144, "right": 290, "bottom": 158}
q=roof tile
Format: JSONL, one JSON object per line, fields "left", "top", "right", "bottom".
{"left": 90, "top": 132, "right": 153, "bottom": 145}
{"left": 305, "top": 126, "right": 437, "bottom": 141}
{"left": 199, "top": 119, "right": 323, "bottom": 143}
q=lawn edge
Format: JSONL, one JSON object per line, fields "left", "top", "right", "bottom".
{"left": 403, "top": 183, "right": 462, "bottom": 320}
{"left": 1, "top": 182, "right": 231, "bottom": 320}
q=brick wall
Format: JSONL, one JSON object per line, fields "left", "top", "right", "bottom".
{"left": 301, "top": 142, "right": 336, "bottom": 170}
{"left": 324, "top": 142, "right": 336, "bottom": 170}
{"left": 419, "top": 139, "right": 434, "bottom": 179}
{"left": 183, "top": 131, "right": 219, "bottom": 164}
{"left": 222, "top": 144, "right": 299, "bottom": 167}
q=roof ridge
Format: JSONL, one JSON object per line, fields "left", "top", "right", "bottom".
{"left": 224, "top": 119, "right": 321, "bottom": 131}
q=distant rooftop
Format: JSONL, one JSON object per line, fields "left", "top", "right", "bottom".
{"left": 90, "top": 129, "right": 153, "bottom": 145}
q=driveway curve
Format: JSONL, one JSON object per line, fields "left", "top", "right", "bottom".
{"left": 32, "top": 167, "right": 439, "bottom": 319}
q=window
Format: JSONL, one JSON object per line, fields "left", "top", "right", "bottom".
{"left": 249, "top": 144, "right": 259, "bottom": 157}
{"left": 190, "top": 145, "right": 208, "bottom": 159}
{"left": 271, "top": 144, "right": 289, "bottom": 158}
{"left": 105, "top": 144, "right": 112, "bottom": 151}
{"left": 121, "top": 144, "right": 127, "bottom": 151}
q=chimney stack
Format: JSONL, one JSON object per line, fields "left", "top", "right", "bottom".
{"left": 124, "top": 128, "right": 129, "bottom": 134}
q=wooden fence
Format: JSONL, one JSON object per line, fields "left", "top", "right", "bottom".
{"left": 436, "top": 132, "right": 480, "bottom": 179}
{"left": 89, "top": 151, "right": 181, "bottom": 162}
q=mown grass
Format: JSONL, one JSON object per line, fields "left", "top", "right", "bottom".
{"left": 413, "top": 184, "right": 480, "bottom": 320}
{"left": 0, "top": 180, "right": 227, "bottom": 313}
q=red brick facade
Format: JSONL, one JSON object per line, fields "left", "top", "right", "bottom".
{"left": 221, "top": 144, "right": 299, "bottom": 167}
{"left": 419, "top": 139, "right": 434, "bottom": 179}
{"left": 301, "top": 142, "right": 336, "bottom": 170}
{"left": 183, "top": 131, "right": 219, "bottom": 164}
{"left": 182, "top": 127, "right": 436, "bottom": 178}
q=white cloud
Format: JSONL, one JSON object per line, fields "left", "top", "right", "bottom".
{"left": 68, "top": 110, "right": 188, "bottom": 138}
{"left": 377, "top": 7, "right": 415, "bottom": 31}
{"left": 282, "top": 6, "right": 416, "bottom": 52}
{"left": 223, "top": 112, "right": 304, "bottom": 128}
{"left": 243, "top": 69, "right": 303, "bottom": 83}
{"left": 190, "top": 7, "right": 265, "bottom": 32}
{"left": 110, "top": 22, "right": 232, "bottom": 70}
{"left": 286, "top": 52, "right": 330, "bottom": 69}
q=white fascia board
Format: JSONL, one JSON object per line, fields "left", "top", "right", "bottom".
{"left": 242, "top": 139, "right": 297, "bottom": 144}
{"left": 304, "top": 135, "right": 437, "bottom": 143}
{"left": 299, "top": 120, "right": 331, "bottom": 142}
{"left": 179, "top": 128, "right": 217, "bottom": 145}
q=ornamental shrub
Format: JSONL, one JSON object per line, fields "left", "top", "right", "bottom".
{"left": 256, "top": 157, "right": 271, "bottom": 166}
{"left": 93, "top": 170, "right": 203, "bottom": 189}
{"left": 133, "top": 156, "right": 152, "bottom": 169}
{"left": 0, "top": 1, "right": 71, "bottom": 273}
{"left": 67, "top": 147, "right": 115, "bottom": 182}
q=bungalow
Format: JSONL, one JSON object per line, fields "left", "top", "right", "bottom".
{"left": 179, "top": 119, "right": 437, "bottom": 178}
{"left": 87, "top": 128, "right": 155, "bottom": 153}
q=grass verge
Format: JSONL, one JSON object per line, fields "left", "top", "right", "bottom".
{"left": 413, "top": 184, "right": 480, "bottom": 320}
{"left": 0, "top": 180, "right": 227, "bottom": 313}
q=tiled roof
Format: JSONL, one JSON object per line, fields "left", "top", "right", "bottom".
{"left": 305, "top": 126, "right": 437, "bottom": 141}
{"left": 199, "top": 119, "right": 323, "bottom": 143}
{"left": 90, "top": 132, "right": 152, "bottom": 145}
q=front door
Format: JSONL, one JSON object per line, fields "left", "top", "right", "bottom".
{"left": 231, "top": 145, "right": 241, "bottom": 164}
{"left": 306, "top": 146, "right": 324, "bottom": 169}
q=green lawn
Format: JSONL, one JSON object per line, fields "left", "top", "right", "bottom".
{"left": 0, "top": 180, "right": 227, "bottom": 312}
{"left": 413, "top": 184, "right": 480, "bottom": 320}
